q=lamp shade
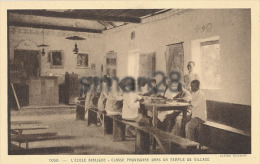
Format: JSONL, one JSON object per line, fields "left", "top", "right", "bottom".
{"left": 66, "top": 36, "right": 86, "bottom": 40}
{"left": 38, "top": 44, "right": 49, "bottom": 47}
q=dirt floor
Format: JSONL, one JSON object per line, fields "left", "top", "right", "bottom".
{"left": 10, "top": 107, "right": 137, "bottom": 155}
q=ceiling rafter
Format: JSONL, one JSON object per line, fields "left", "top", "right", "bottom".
{"left": 8, "top": 21, "right": 102, "bottom": 33}
{"left": 8, "top": 10, "right": 142, "bottom": 23}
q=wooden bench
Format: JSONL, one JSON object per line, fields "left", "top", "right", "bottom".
{"left": 199, "top": 121, "right": 251, "bottom": 154}
{"left": 11, "top": 124, "right": 49, "bottom": 136}
{"left": 11, "top": 132, "right": 58, "bottom": 140}
{"left": 10, "top": 122, "right": 75, "bottom": 150}
{"left": 79, "top": 103, "right": 200, "bottom": 154}
{"left": 11, "top": 124, "right": 49, "bottom": 131}
{"left": 199, "top": 100, "right": 251, "bottom": 154}
{"left": 11, "top": 132, "right": 75, "bottom": 149}
{"left": 77, "top": 104, "right": 109, "bottom": 134}
{"left": 11, "top": 120, "right": 42, "bottom": 125}
{"left": 112, "top": 115, "right": 199, "bottom": 154}
{"left": 9, "top": 145, "right": 74, "bottom": 155}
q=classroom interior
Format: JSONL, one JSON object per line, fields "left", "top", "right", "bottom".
{"left": 8, "top": 9, "right": 251, "bottom": 155}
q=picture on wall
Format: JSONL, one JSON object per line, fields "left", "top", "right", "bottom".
{"left": 77, "top": 53, "right": 89, "bottom": 68}
{"left": 50, "top": 50, "right": 64, "bottom": 69}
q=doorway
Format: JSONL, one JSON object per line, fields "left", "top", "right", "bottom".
{"left": 9, "top": 50, "right": 40, "bottom": 107}
{"left": 12, "top": 49, "right": 40, "bottom": 80}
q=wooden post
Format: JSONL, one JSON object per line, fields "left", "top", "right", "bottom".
{"left": 135, "top": 129, "right": 150, "bottom": 154}
{"left": 113, "top": 119, "right": 126, "bottom": 142}
{"left": 11, "top": 83, "right": 21, "bottom": 110}
{"left": 152, "top": 106, "right": 158, "bottom": 150}
{"left": 26, "top": 142, "right": 29, "bottom": 149}
{"left": 181, "top": 107, "right": 188, "bottom": 137}
{"left": 87, "top": 109, "right": 97, "bottom": 126}
{"left": 76, "top": 105, "right": 85, "bottom": 120}
{"left": 103, "top": 116, "right": 113, "bottom": 134}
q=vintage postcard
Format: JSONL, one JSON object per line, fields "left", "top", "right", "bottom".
{"left": 0, "top": 0, "right": 259, "bottom": 164}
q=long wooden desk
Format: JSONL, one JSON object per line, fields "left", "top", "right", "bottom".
{"left": 141, "top": 101, "right": 190, "bottom": 137}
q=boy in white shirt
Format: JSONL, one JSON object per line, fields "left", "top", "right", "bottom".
{"left": 122, "top": 79, "right": 143, "bottom": 121}
{"left": 105, "top": 78, "right": 123, "bottom": 116}
{"left": 185, "top": 79, "right": 207, "bottom": 141}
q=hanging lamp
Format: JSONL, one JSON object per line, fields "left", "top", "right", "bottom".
{"left": 38, "top": 29, "right": 49, "bottom": 56}
{"left": 65, "top": 22, "right": 86, "bottom": 54}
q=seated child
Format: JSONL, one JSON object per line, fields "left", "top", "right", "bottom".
{"left": 137, "top": 78, "right": 148, "bottom": 95}
{"left": 97, "top": 76, "right": 109, "bottom": 112}
{"left": 185, "top": 79, "right": 206, "bottom": 141}
{"left": 143, "top": 79, "right": 158, "bottom": 96}
{"left": 158, "top": 82, "right": 191, "bottom": 133}
{"left": 105, "top": 78, "right": 123, "bottom": 116}
{"left": 122, "top": 78, "right": 143, "bottom": 121}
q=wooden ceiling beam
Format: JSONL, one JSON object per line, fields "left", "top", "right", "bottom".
{"left": 9, "top": 10, "right": 142, "bottom": 23}
{"left": 8, "top": 21, "right": 102, "bottom": 33}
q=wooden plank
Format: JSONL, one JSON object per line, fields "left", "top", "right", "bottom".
{"left": 11, "top": 135, "right": 74, "bottom": 143}
{"left": 11, "top": 121, "right": 42, "bottom": 125}
{"left": 118, "top": 118, "right": 199, "bottom": 148}
{"left": 9, "top": 146, "right": 74, "bottom": 155}
{"left": 142, "top": 101, "right": 190, "bottom": 108}
{"left": 203, "top": 121, "right": 250, "bottom": 137}
{"left": 11, "top": 132, "right": 58, "bottom": 140}
{"left": 11, "top": 124, "right": 49, "bottom": 131}
{"left": 11, "top": 83, "right": 21, "bottom": 110}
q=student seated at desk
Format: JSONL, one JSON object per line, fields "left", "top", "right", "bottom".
{"left": 185, "top": 79, "right": 206, "bottom": 141}
{"left": 105, "top": 78, "right": 123, "bottom": 116}
{"left": 85, "top": 76, "right": 100, "bottom": 111}
{"left": 172, "top": 82, "right": 191, "bottom": 103}
{"left": 122, "top": 78, "right": 143, "bottom": 121}
{"left": 157, "top": 82, "right": 191, "bottom": 132}
{"left": 137, "top": 78, "right": 148, "bottom": 95}
{"left": 122, "top": 79, "right": 148, "bottom": 136}
{"left": 142, "top": 79, "right": 158, "bottom": 96}
{"left": 97, "top": 76, "right": 109, "bottom": 112}
{"left": 158, "top": 77, "right": 177, "bottom": 99}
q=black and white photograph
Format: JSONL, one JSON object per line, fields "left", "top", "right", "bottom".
{"left": 0, "top": 1, "right": 259, "bottom": 164}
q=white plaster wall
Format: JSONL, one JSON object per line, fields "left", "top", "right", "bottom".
{"left": 103, "top": 9, "right": 251, "bottom": 105}
{"left": 9, "top": 27, "right": 105, "bottom": 84}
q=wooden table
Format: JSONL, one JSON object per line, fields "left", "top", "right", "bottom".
{"left": 11, "top": 124, "right": 49, "bottom": 148}
{"left": 142, "top": 101, "right": 191, "bottom": 136}
{"left": 11, "top": 124, "right": 49, "bottom": 133}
